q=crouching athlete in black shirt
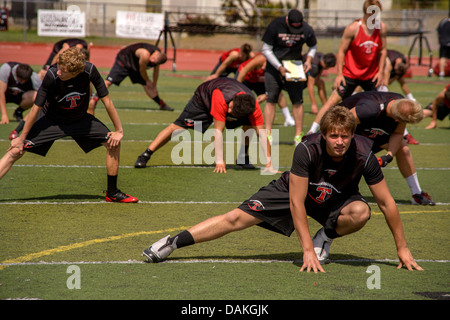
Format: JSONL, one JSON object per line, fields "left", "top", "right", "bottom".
{"left": 0, "top": 47, "right": 138, "bottom": 203}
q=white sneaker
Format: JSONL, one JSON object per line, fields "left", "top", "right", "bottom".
{"left": 284, "top": 118, "right": 295, "bottom": 127}
{"left": 142, "top": 235, "right": 177, "bottom": 263}
{"left": 312, "top": 228, "right": 333, "bottom": 264}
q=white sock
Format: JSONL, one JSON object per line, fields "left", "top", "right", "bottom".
{"left": 405, "top": 172, "right": 421, "bottom": 195}
{"left": 309, "top": 122, "right": 320, "bottom": 134}
{"left": 404, "top": 128, "right": 409, "bottom": 137}
{"left": 281, "top": 107, "right": 293, "bottom": 120}
{"left": 406, "top": 93, "right": 415, "bottom": 101}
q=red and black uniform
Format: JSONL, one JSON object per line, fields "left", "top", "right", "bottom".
{"left": 174, "top": 78, "right": 264, "bottom": 132}
{"left": 25, "top": 62, "right": 110, "bottom": 156}
{"left": 338, "top": 20, "right": 383, "bottom": 99}
{"left": 339, "top": 91, "right": 404, "bottom": 152}
{"left": 236, "top": 54, "right": 266, "bottom": 96}
{"left": 238, "top": 133, "right": 383, "bottom": 237}
{"left": 210, "top": 48, "right": 246, "bottom": 77}
{"left": 106, "top": 43, "right": 161, "bottom": 85}
{"left": 43, "top": 38, "right": 88, "bottom": 70}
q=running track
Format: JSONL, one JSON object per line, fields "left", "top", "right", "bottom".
{"left": 0, "top": 41, "right": 436, "bottom": 77}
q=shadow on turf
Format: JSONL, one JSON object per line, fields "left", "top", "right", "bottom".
{"left": 0, "top": 194, "right": 104, "bottom": 202}
{"left": 170, "top": 252, "right": 397, "bottom": 268}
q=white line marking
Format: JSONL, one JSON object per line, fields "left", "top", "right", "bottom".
{"left": 1, "top": 258, "right": 448, "bottom": 267}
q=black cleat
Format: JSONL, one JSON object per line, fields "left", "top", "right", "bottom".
{"left": 134, "top": 149, "right": 152, "bottom": 168}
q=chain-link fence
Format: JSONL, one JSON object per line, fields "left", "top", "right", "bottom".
{"left": 1, "top": 0, "right": 447, "bottom": 50}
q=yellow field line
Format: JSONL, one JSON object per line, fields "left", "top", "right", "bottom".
{"left": 1, "top": 209, "right": 448, "bottom": 271}
{"left": 0, "top": 226, "right": 188, "bottom": 271}
{"left": 371, "top": 209, "right": 450, "bottom": 215}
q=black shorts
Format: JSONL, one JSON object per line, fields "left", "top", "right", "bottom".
{"left": 426, "top": 102, "right": 450, "bottom": 120}
{"left": 23, "top": 113, "right": 110, "bottom": 156}
{"left": 238, "top": 172, "right": 371, "bottom": 236}
{"left": 106, "top": 59, "right": 146, "bottom": 86}
{"left": 5, "top": 91, "right": 23, "bottom": 105}
{"left": 173, "top": 97, "right": 252, "bottom": 133}
{"left": 265, "top": 64, "right": 305, "bottom": 105}
{"left": 243, "top": 81, "right": 266, "bottom": 96}
{"left": 337, "top": 76, "right": 377, "bottom": 100}
{"left": 439, "top": 45, "right": 450, "bottom": 59}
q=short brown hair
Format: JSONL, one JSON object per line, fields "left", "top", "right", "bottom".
{"left": 389, "top": 99, "right": 423, "bottom": 124}
{"left": 320, "top": 106, "right": 356, "bottom": 136}
{"left": 58, "top": 46, "right": 86, "bottom": 74}
{"left": 232, "top": 93, "right": 255, "bottom": 119}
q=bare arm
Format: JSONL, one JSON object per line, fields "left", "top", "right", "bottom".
{"left": 0, "top": 80, "right": 9, "bottom": 124}
{"left": 334, "top": 22, "right": 357, "bottom": 89}
{"left": 289, "top": 173, "right": 325, "bottom": 273}
{"left": 101, "top": 94, "right": 123, "bottom": 148}
{"left": 368, "top": 179, "right": 423, "bottom": 271}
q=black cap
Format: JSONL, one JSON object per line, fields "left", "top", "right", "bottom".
{"left": 287, "top": 9, "right": 303, "bottom": 34}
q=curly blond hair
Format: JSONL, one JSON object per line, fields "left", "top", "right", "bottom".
{"left": 58, "top": 47, "right": 85, "bottom": 74}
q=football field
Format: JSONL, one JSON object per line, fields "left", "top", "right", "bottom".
{"left": 0, "top": 68, "right": 449, "bottom": 307}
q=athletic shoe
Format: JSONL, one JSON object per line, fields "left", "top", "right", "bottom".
{"left": 294, "top": 133, "right": 304, "bottom": 146}
{"left": 284, "top": 118, "right": 295, "bottom": 127}
{"left": 411, "top": 191, "right": 435, "bottom": 206}
{"left": 134, "top": 149, "right": 152, "bottom": 168}
{"left": 105, "top": 189, "right": 139, "bottom": 203}
{"left": 13, "top": 108, "right": 23, "bottom": 122}
{"left": 404, "top": 133, "right": 419, "bottom": 145}
{"left": 312, "top": 228, "right": 333, "bottom": 265}
{"left": 143, "top": 235, "right": 176, "bottom": 263}
{"left": 159, "top": 102, "right": 174, "bottom": 111}
{"left": 9, "top": 130, "right": 18, "bottom": 140}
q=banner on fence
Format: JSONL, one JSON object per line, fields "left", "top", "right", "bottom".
{"left": 38, "top": 9, "right": 85, "bottom": 37}
{"left": 115, "top": 11, "right": 163, "bottom": 40}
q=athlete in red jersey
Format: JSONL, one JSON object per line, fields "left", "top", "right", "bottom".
{"left": 307, "top": 0, "right": 387, "bottom": 135}
{"left": 236, "top": 54, "right": 295, "bottom": 128}
{"left": 134, "top": 78, "right": 276, "bottom": 173}
{"left": 206, "top": 44, "right": 254, "bottom": 81}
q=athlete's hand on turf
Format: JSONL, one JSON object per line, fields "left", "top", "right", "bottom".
{"left": 106, "top": 131, "right": 123, "bottom": 148}
{"left": 425, "top": 120, "right": 437, "bottom": 129}
{"left": 300, "top": 251, "right": 325, "bottom": 273}
{"left": 213, "top": 163, "right": 227, "bottom": 173}
{"left": 397, "top": 247, "right": 424, "bottom": 271}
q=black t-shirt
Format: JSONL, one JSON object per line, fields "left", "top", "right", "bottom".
{"left": 290, "top": 133, "right": 383, "bottom": 207}
{"left": 437, "top": 18, "right": 450, "bottom": 46}
{"left": 262, "top": 16, "right": 317, "bottom": 61}
{"left": 116, "top": 43, "right": 160, "bottom": 71}
{"left": 339, "top": 92, "right": 403, "bottom": 144}
{"left": 35, "top": 62, "right": 108, "bottom": 124}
